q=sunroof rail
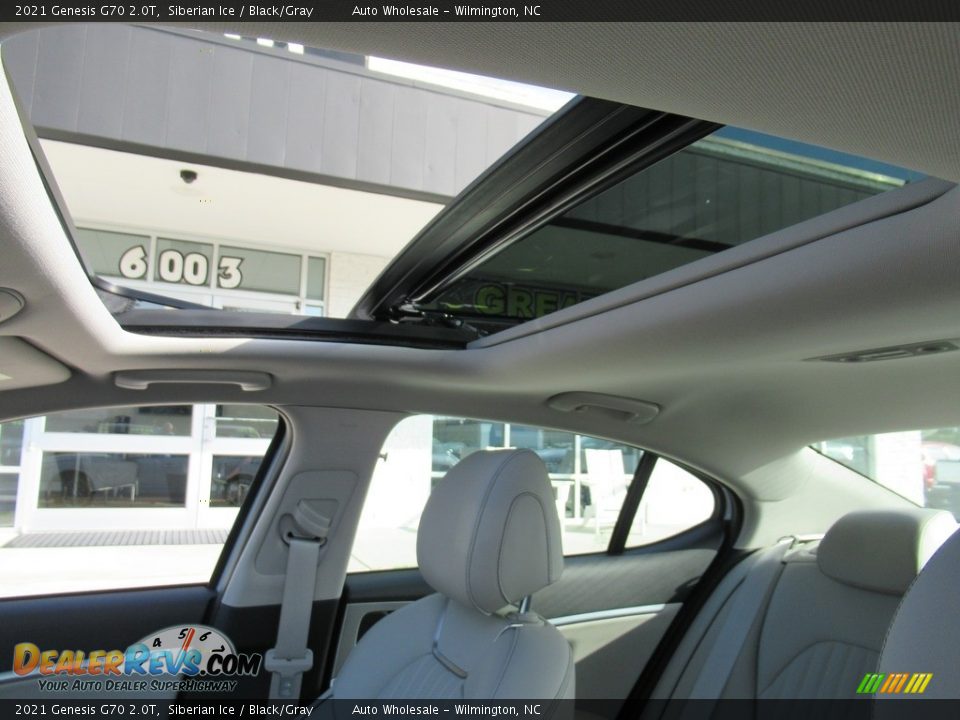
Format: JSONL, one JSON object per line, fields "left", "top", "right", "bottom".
{"left": 116, "top": 310, "right": 475, "bottom": 349}
{"left": 408, "top": 114, "right": 717, "bottom": 308}
{"left": 389, "top": 109, "right": 925, "bottom": 330}
{"left": 348, "top": 96, "right": 719, "bottom": 323}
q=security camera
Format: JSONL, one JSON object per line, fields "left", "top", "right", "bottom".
{"left": 180, "top": 169, "right": 198, "bottom": 184}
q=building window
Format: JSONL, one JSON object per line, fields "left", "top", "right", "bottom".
{"left": 38, "top": 453, "right": 190, "bottom": 509}
{"left": 44, "top": 406, "right": 193, "bottom": 436}
{"left": 75, "top": 225, "right": 328, "bottom": 316}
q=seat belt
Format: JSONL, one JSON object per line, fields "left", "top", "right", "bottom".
{"left": 264, "top": 500, "right": 332, "bottom": 700}
{"left": 687, "top": 539, "right": 792, "bottom": 700}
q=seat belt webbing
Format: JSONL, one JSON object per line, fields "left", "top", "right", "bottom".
{"left": 265, "top": 502, "right": 331, "bottom": 700}
{"left": 688, "top": 540, "right": 791, "bottom": 700}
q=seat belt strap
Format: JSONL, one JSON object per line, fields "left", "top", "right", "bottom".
{"left": 688, "top": 540, "right": 791, "bottom": 700}
{"left": 265, "top": 501, "right": 331, "bottom": 700}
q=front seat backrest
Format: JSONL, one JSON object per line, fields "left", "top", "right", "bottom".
{"left": 876, "top": 518, "right": 960, "bottom": 702}
{"left": 331, "top": 449, "right": 574, "bottom": 703}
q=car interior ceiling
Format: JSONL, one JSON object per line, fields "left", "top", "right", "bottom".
{"left": 0, "top": 20, "right": 958, "bottom": 711}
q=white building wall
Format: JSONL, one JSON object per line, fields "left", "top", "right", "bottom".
{"left": 327, "top": 252, "right": 391, "bottom": 319}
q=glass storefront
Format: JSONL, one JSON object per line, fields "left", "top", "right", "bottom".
{"left": 0, "top": 473, "right": 18, "bottom": 527}
{"left": 44, "top": 406, "right": 193, "bottom": 436}
{"left": 75, "top": 227, "right": 327, "bottom": 316}
{"left": 0, "top": 404, "right": 279, "bottom": 533}
{"left": 211, "top": 455, "right": 266, "bottom": 508}
{"left": 0, "top": 420, "right": 24, "bottom": 527}
{"left": 0, "top": 419, "right": 23, "bottom": 467}
{"left": 215, "top": 405, "right": 280, "bottom": 439}
{"left": 38, "top": 453, "right": 190, "bottom": 509}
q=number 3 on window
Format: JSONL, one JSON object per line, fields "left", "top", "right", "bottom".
{"left": 217, "top": 256, "right": 243, "bottom": 289}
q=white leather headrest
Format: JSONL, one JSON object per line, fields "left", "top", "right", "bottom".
{"left": 877, "top": 524, "right": 960, "bottom": 701}
{"left": 416, "top": 449, "right": 564, "bottom": 614}
{"left": 817, "top": 508, "right": 958, "bottom": 595}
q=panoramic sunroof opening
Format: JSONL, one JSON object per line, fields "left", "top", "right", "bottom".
{"left": 2, "top": 24, "right": 572, "bottom": 322}
{"left": 421, "top": 125, "right": 925, "bottom": 323}
{"left": 4, "top": 24, "right": 928, "bottom": 345}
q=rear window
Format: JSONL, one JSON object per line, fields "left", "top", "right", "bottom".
{"left": 813, "top": 427, "right": 960, "bottom": 519}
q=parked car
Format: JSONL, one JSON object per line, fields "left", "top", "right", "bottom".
{"left": 923, "top": 441, "right": 960, "bottom": 516}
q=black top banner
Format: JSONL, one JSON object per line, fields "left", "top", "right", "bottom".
{"left": 6, "top": 0, "right": 960, "bottom": 22}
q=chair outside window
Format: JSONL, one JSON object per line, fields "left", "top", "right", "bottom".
{"left": 583, "top": 448, "right": 629, "bottom": 536}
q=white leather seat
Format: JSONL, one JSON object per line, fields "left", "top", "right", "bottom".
{"left": 651, "top": 508, "right": 957, "bottom": 703}
{"left": 877, "top": 513, "right": 960, "bottom": 703}
{"left": 330, "top": 449, "right": 575, "bottom": 702}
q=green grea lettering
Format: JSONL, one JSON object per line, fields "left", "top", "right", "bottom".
{"left": 473, "top": 284, "right": 584, "bottom": 319}
{"left": 475, "top": 285, "right": 506, "bottom": 315}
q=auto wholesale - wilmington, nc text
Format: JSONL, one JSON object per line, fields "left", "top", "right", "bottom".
{"left": 351, "top": 705, "right": 543, "bottom": 716}
{"left": 352, "top": 5, "right": 542, "bottom": 17}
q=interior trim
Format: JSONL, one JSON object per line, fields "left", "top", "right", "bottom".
{"left": 114, "top": 370, "right": 272, "bottom": 391}
{"left": 0, "top": 337, "right": 71, "bottom": 390}
{"left": 549, "top": 603, "right": 675, "bottom": 627}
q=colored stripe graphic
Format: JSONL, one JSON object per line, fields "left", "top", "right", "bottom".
{"left": 857, "top": 674, "right": 884, "bottom": 694}
{"left": 857, "top": 672, "right": 932, "bottom": 694}
{"left": 894, "top": 674, "right": 909, "bottom": 693}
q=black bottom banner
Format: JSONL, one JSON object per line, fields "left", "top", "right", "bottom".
{"left": 5, "top": 699, "right": 960, "bottom": 720}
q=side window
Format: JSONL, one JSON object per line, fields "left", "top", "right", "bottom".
{"left": 0, "top": 404, "right": 280, "bottom": 598}
{"left": 814, "top": 427, "right": 960, "bottom": 520}
{"left": 350, "top": 415, "right": 716, "bottom": 573}
{"left": 624, "top": 458, "right": 716, "bottom": 548}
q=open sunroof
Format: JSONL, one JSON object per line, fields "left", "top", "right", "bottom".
{"left": 404, "top": 124, "right": 924, "bottom": 327}
{"left": 7, "top": 26, "right": 928, "bottom": 348}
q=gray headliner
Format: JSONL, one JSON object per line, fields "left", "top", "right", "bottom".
{"left": 0, "top": 22, "right": 957, "bottom": 543}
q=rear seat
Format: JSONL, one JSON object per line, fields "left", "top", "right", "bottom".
{"left": 650, "top": 508, "right": 957, "bottom": 701}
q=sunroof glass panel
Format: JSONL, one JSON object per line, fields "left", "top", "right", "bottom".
{"left": 428, "top": 127, "right": 924, "bottom": 321}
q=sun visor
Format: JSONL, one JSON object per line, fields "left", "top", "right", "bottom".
{"left": 0, "top": 337, "right": 71, "bottom": 390}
